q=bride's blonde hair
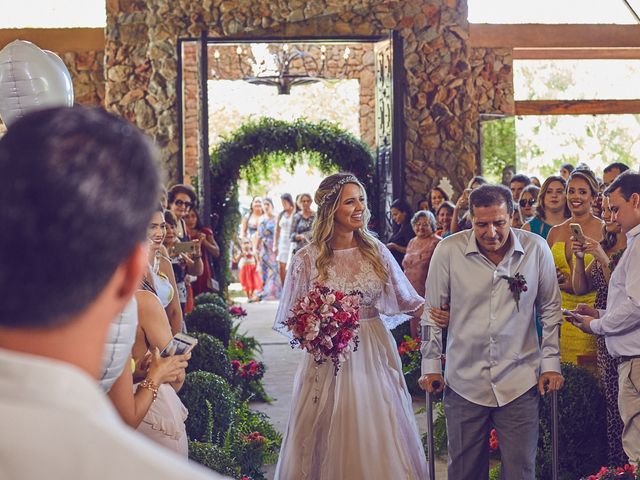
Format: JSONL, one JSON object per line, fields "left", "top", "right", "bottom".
{"left": 311, "top": 172, "right": 388, "bottom": 283}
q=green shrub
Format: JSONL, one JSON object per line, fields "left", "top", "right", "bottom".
{"left": 536, "top": 362, "right": 607, "bottom": 480}
{"left": 179, "top": 371, "right": 236, "bottom": 443}
{"left": 187, "top": 304, "right": 233, "bottom": 346}
{"left": 195, "top": 292, "right": 228, "bottom": 309}
{"left": 187, "top": 332, "right": 233, "bottom": 382}
{"left": 189, "top": 441, "right": 240, "bottom": 478}
{"left": 489, "top": 463, "right": 501, "bottom": 480}
{"left": 224, "top": 402, "right": 282, "bottom": 479}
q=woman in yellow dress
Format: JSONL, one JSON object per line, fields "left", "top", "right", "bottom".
{"left": 546, "top": 169, "right": 604, "bottom": 365}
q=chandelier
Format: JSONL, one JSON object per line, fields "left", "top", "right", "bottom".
{"left": 212, "top": 43, "right": 351, "bottom": 95}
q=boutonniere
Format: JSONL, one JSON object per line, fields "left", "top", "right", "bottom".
{"left": 501, "top": 272, "right": 528, "bottom": 312}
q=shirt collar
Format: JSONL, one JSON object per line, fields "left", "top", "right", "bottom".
{"left": 465, "top": 228, "right": 524, "bottom": 258}
{"left": 625, "top": 222, "right": 640, "bottom": 242}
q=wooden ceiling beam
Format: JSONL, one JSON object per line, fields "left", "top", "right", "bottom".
{"left": 0, "top": 28, "right": 104, "bottom": 53}
{"left": 513, "top": 48, "right": 640, "bottom": 59}
{"left": 515, "top": 99, "right": 640, "bottom": 115}
{"left": 470, "top": 24, "right": 640, "bottom": 49}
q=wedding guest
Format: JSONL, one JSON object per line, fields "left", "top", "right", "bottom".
{"left": 547, "top": 168, "right": 604, "bottom": 365}
{"left": 0, "top": 106, "right": 225, "bottom": 479}
{"left": 237, "top": 239, "right": 263, "bottom": 303}
{"left": 290, "top": 193, "right": 315, "bottom": 255}
{"left": 274, "top": 193, "right": 295, "bottom": 284}
{"left": 451, "top": 176, "right": 488, "bottom": 234}
{"left": 273, "top": 172, "right": 428, "bottom": 479}
{"left": 240, "top": 196, "right": 263, "bottom": 242}
{"left": 168, "top": 184, "right": 197, "bottom": 241}
{"left": 509, "top": 173, "right": 531, "bottom": 202}
{"left": 511, "top": 204, "right": 524, "bottom": 229}
{"left": 570, "top": 195, "right": 627, "bottom": 466}
{"left": 257, "top": 198, "right": 281, "bottom": 300}
{"left": 402, "top": 210, "right": 441, "bottom": 337}
{"left": 530, "top": 176, "right": 542, "bottom": 188}
{"left": 420, "top": 184, "right": 563, "bottom": 480}
{"left": 603, "top": 162, "right": 630, "bottom": 189}
{"left": 523, "top": 175, "right": 570, "bottom": 239}
{"left": 164, "top": 211, "right": 203, "bottom": 314}
{"left": 386, "top": 198, "right": 414, "bottom": 265}
{"left": 519, "top": 184, "right": 540, "bottom": 224}
{"left": 185, "top": 208, "right": 220, "bottom": 296}
{"left": 560, "top": 162, "right": 574, "bottom": 180}
{"left": 435, "top": 201, "right": 455, "bottom": 238}
{"left": 145, "top": 206, "right": 185, "bottom": 335}
{"left": 427, "top": 187, "right": 449, "bottom": 215}
{"left": 568, "top": 171, "right": 640, "bottom": 465}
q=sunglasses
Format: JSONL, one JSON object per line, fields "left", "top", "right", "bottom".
{"left": 174, "top": 199, "right": 194, "bottom": 209}
{"left": 519, "top": 198, "right": 536, "bottom": 208}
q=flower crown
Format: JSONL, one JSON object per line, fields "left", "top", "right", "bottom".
{"left": 317, "top": 175, "right": 360, "bottom": 207}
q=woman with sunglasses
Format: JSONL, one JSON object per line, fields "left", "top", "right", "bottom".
{"left": 168, "top": 184, "right": 197, "bottom": 242}
{"left": 517, "top": 184, "right": 540, "bottom": 224}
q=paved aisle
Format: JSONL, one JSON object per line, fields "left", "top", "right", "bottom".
{"left": 239, "top": 299, "right": 447, "bottom": 479}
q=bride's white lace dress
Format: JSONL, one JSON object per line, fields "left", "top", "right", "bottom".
{"left": 273, "top": 240, "right": 429, "bottom": 479}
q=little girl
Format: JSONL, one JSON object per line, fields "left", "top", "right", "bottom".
{"left": 237, "top": 239, "right": 263, "bottom": 302}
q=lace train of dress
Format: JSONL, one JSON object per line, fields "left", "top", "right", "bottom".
{"left": 273, "top": 241, "right": 428, "bottom": 479}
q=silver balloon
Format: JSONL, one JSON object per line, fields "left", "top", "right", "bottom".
{"left": 0, "top": 40, "right": 74, "bottom": 127}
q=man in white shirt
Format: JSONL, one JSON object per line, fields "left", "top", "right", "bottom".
{"left": 569, "top": 170, "right": 640, "bottom": 464}
{"left": 0, "top": 106, "right": 227, "bottom": 480}
{"left": 419, "top": 184, "right": 564, "bottom": 480}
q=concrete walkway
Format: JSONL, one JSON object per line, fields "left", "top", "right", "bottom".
{"left": 236, "top": 298, "right": 448, "bottom": 479}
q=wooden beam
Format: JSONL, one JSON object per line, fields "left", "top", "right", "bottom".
{"left": 513, "top": 48, "right": 640, "bottom": 59}
{"left": 470, "top": 24, "right": 640, "bottom": 49}
{"left": 0, "top": 28, "right": 104, "bottom": 53}
{"left": 515, "top": 99, "right": 640, "bottom": 115}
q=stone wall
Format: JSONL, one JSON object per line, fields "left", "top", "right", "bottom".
{"left": 470, "top": 47, "right": 514, "bottom": 115}
{"left": 104, "top": 0, "right": 479, "bottom": 200}
{"left": 62, "top": 50, "right": 106, "bottom": 106}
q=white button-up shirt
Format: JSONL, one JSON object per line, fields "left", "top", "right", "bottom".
{"left": 0, "top": 348, "right": 228, "bottom": 480}
{"left": 590, "top": 223, "right": 640, "bottom": 357}
{"left": 421, "top": 228, "right": 562, "bottom": 407}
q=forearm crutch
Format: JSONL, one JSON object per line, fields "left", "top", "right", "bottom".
{"left": 551, "top": 389, "right": 559, "bottom": 480}
{"left": 425, "top": 381, "right": 439, "bottom": 480}
{"left": 422, "top": 324, "right": 438, "bottom": 480}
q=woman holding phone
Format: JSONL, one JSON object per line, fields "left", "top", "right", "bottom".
{"left": 546, "top": 168, "right": 603, "bottom": 365}
{"left": 450, "top": 176, "right": 488, "bottom": 234}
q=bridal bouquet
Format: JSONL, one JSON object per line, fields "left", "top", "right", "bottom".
{"left": 282, "top": 283, "right": 361, "bottom": 374}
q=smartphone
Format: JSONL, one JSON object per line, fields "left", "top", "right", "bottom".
{"left": 160, "top": 333, "right": 198, "bottom": 357}
{"left": 174, "top": 240, "right": 199, "bottom": 256}
{"left": 562, "top": 309, "right": 581, "bottom": 322}
{"left": 569, "top": 223, "right": 586, "bottom": 243}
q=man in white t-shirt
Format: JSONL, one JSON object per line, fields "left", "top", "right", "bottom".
{"left": 0, "top": 106, "right": 228, "bottom": 480}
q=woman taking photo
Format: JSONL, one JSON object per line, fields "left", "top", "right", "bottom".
{"left": 450, "top": 176, "right": 488, "bottom": 234}
{"left": 570, "top": 195, "right": 627, "bottom": 466}
{"left": 290, "top": 193, "right": 315, "bottom": 255}
{"left": 273, "top": 172, "right": 428, "bottom": 479}
{"left": 523, "top": 175, "right": 570, "bottom": 239}
{"left": 547, "top": 168, "right": 604, "bottom": 365}
{"left": 386, "top": 198, "right": 414, "bottom": 265}
{"left": 185, "top": 208, "right": 220, "bottom": 296}
{"left": 274, "top": 193, "right": 296, "bottom": 284}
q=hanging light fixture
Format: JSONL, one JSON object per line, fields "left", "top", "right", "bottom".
{"left": 212, "top": 43, "right": 351, "bottom": 95}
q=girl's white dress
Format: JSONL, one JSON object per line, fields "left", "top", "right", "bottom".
{"left": 273, "top": 240, "right": 429, "bottom": 479}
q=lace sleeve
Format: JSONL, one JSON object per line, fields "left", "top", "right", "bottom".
{"left": 376, "top": 241, "right": 424, "bottom": 330}
{"left": 272, "top": 247, "right": 313, "bottom": 338}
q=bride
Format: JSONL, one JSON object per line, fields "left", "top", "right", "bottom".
{"left": 273, "top": 173, "right": 429, "bottom": 479}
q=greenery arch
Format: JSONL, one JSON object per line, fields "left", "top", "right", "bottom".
{"left": 208, "top": 117, "right": 376, "bottom": 290}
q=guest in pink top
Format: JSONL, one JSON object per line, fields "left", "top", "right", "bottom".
{"left": 402, "top": 210, "right": 441, "bottom": 337}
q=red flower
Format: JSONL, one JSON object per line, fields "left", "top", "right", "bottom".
{"left": 489, "top": 428, "right": 499, "bottom": 452}
{"left": 234, "top": 340, "right": 245, "bottom": 350}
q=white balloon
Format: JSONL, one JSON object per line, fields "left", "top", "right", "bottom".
{"left": 0, "top": 40, "right": 74, "bottom": 127}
